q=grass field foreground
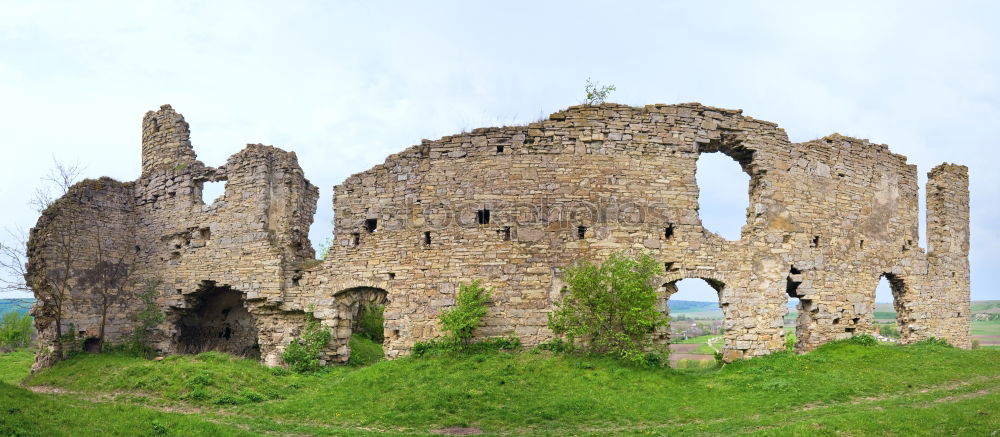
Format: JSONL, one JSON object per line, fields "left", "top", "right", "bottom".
{"left": 1, "top": 339, "right": 999, "bottom": 436}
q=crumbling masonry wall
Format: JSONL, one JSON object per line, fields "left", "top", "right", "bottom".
{"left": 27, "top": 103, "right": 971, "bottom": 370}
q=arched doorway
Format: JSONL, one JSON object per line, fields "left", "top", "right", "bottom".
{"left": 176, "top": 281, "right": 260, "bottom": 358}
{"left": 333, "top": 287, "right": 388, "bottom": 364}
{"left": 873, "top": 273, "right": 911, "bottom": 343}
{"left": 661, "top": 277, "right": 726, "bottom": 367}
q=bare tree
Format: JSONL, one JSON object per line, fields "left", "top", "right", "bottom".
{"left": 0, "top": 227, "right": 29, "bottom": 293}
{"left": 15, "top": 159, "right": 84, "bottom": 360}
{"left": 79, "top": 225, "right": 136, "bottom": 351}
{"left": 30, "top": 158, "right": 85, "bottom": 214}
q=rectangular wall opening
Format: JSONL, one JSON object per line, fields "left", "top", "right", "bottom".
{"left": 477, "top": 209, "right": 491, "bottom": 225}
{"left": 664, "top": 224, "right": 675, "bottom": 240}
{"left": 577, "top": 226, "right": 588, "bottom": 240}
{"left": 364, "top": 219, "right": 378, "bottom": 233}
{"left": 423, "top": 231, "right": 431, "bottom": 246}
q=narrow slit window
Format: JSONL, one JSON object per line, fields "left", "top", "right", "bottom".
{"left": 477, "top": 209, "right": 491, "bottom": 225}
{"left": 577, "top": 226, "right": 587, "bottom": 240}
{"left": 811, "top": 236, "right": 820, "bottom": 248}
{"left": 664, "top": 224, "right": 674, "bottom": 240}
{"left": 350, "top": 233, "right": 360, "bottom": 247}
{"left": 364, "top": 219, "right": 378, "bottom": 233}
{"left": 859, "top": 239, "right": 864, "bottom": 249}
{"left": 423, "top": 231, "right": 431, "bottom": 246}
{"left": 501, "top": 226, "right": 511, "bottom": 241}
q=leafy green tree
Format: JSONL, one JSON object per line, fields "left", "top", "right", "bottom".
{"left": 439, "top": 280, "right": 492, "bottom": 345}
{"left": 0, "top": 310, "right": 33, "bottom": 351}
{"left": 548, "top": 252, "right": 668, "bottom": 364}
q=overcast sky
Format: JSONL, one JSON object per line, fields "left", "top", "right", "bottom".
{"left": 1, "top": 1, "right": 997, "bottom": 302}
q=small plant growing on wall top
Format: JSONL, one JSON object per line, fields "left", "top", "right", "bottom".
{"left": 583, "top": 78, "right": 616, "bottom": 105}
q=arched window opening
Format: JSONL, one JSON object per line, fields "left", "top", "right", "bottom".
{"left": 662, "top": 278, "right": 725, "bottom": 369}
{"left": 695, "top": 152, "right": 750, "bottom": 241}
{"left": 873, "top": 273, "right": 909, "bottom": 343}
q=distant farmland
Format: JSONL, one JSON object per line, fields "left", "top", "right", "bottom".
{"left": 0, "top": 299, "right": 34, "bottom": 316}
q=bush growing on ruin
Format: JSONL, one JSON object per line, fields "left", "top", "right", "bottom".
{"left": 127, "top": 279, "right": 164, "bottom": 357}
{"left": 282, "top": 309, "right": 331, "bottom": 373}
{"left": 583, "top": 78, "right": 616, "bottom": 105}
{"left": 439, "top": 280, "right": 493, "bottom": 345}
{"left": 547, "top": 252, "right": 669, "bottom": 365}
{"left": 785, "top": 332, "right": 796, "bottom": 351}
{"left": 0, "top": 310, "right": 33, "bottom": 351}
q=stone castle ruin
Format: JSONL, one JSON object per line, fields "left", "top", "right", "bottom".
{"left": 26, "top": 103, "right": 971, "bottom": 369}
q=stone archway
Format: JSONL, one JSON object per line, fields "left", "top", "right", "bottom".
{"left": 659, "top": 276, "right": 728, "bottom": 364}
{"left": 175, "top": 281, "right": 260, "bottom": 358}
{"left": 330, "top": 286, "right": 389, "bottom": 362}
{"left": 877, "top": 272, "right": 913, "bottom": 344}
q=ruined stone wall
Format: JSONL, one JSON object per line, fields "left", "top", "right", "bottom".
{"left": 29, "top": 105, "right": 319, "bottom": 369}
{"left": 28, "top": 102, "right": 971, "bottom": 369}
{"left": 307, "top": 103, "right": 971, "bottom": 362}
{"left": 27, "top": 178, "right": 137, "bottom": 368}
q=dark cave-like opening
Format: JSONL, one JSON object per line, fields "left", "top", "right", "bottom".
{"left": 176, "top": 282, "right": 260, "bottom": 358}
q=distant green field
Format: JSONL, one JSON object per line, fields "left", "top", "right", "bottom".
{"left": 972, "top": 320, "right": 1000, "bottom": 336}
{"left": 972, "top": 300, "right": 1000, "bottom": 312}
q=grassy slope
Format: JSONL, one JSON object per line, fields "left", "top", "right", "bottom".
{"left": 1, "top": 340, "right": 998, "bottom": 436}
{"left": 0, "top": 349, "right": 33, "bottom": 384}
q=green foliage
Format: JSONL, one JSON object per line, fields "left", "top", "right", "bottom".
{"left": 347, "top": 334, "right": 384, "bottom": 366}
{"left": 439, "top": 280, "right": 492, "bottom": 345}
{"left": 583, "top": 77, "right": 616, "bottom": 105}
{"left": 127, "top": 279, "right": 165, "bottom": 357}
{"left": 547, "top": 252, "right": 669, "bottom": 364}
{"left": 281, "top": 310, "right": 331, "bottom": 373}
{"left": 315, "top": 237, "right": 332, "bottom": 260}
{"left": 847, "top": 334, "right": 878, "bottom": 347}
{"left": 412, "top": 335, "right": 521, "bottom": 357}
{"left": 785, "top": 332, "right": 797, "bottom": 351}
{"left": 913, "top": 337, "right": 954, "bottom": 348}
{"left": 356, "top": 304, "right": 384, "bottom": 343}
{"left": 972, "top": 339, "right": 980, "bottom": 349}
{"left": 0, "top": 310, "right": 33, "bottom": 351}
